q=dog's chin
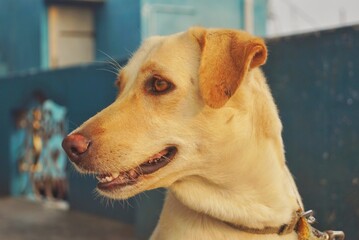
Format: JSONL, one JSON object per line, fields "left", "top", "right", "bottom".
{"left": 96, "top": 180, "right": 145, "bottom": 200}
{"left": 85, "top": 146, "right": 178, "bottom": 199}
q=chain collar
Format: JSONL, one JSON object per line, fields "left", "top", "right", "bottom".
{"left": 221, "top": 209, "right": 345, "bottom": 240}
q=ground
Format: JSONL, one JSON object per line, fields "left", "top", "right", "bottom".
{"left": 0, "top": 197, "right": 135, "bottom": 240}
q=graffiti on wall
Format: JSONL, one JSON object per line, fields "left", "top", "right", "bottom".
{"left": 11, "top": 91, "right": 68, "bottom": 204}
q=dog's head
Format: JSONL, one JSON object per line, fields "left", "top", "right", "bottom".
{"left": 62, "top": 27, "right": 269, "bottom": 199}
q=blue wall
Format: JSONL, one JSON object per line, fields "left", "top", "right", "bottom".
{"left": 140, "top": 0, "right": 267, "bottom": 37}
{"left": 0, "top": 0, "right": 141, "bottom": 75}
{"left": 95, "top": 0, "right": 141, "bottom": 61}
{"left": 0, "top": 0, "right": 266, "bottom": 76}
{"left": 263, "top": 25, "right": 359, "bottom": 239}
{"left": 0, "top": 0, "right": 44, "bottom": 75}
{"left": 253, "top": 0, "right": 267, "bottom": 36}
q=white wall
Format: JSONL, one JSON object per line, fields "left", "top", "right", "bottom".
{"left": 267, "top": 0, "right": 359, "bottom": 37}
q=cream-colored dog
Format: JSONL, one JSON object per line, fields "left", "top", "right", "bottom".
{"left": 62, "top": 27, "right": 310, "bottom": 240}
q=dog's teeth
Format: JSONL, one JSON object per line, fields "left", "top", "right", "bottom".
{"left": 117, "top": 175, "right": 127, "bottom": 183}
{"left": 96, "top": 169, "right": 139, "bottom": 184}
{"left": 112, "top": 172, "right": 119, "bottom": 178}
{"left": 97, "top": 177, "right": 106, "bottom": 183}
{"left": 96, "top": 172, "right": 124, "bottom": 183}
{"left": 129, "top": 169, "right": 138, "bottom": 178}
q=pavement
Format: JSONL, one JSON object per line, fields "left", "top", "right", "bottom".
{"left": 0, "top": 197, "right": 136, "bottom": 240}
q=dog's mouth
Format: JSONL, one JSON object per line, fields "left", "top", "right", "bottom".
{"left": 96, "top": 146, "right": 177, "bottom": 191}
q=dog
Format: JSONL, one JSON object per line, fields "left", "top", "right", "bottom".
{"left": 62, "top": 27, "right": 329, "bottom": 239}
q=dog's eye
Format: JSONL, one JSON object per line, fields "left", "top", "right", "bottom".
{"left": 146, "top": 76, "right": 174, "bottom": 95}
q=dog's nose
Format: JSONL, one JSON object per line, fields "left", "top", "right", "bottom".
{"left": 62, "top": 133, "right": 91, "bottom": 163}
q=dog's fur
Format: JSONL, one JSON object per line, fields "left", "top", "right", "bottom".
{"left": 68, "top": 27, "right": 304, "bottom": 239}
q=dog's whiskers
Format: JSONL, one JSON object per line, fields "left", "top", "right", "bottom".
{"left": 94, "top": 58, "right": 120, "bottom": 75}
{"left": 96, "top": 68, "right": 120, "bottom": 76}
{"left": 94, "top": 59, "right": 120, "bottom": 73}
{"left": 97, "top": 50, "right": 123, "bottom": 70}
{"left": 133, "top": 195, "right": 141, "bottom": 207}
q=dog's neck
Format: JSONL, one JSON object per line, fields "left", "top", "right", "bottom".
{"left": 152, "top": 141, "right": 303, "bottom": 239}
{"left": 170, "top": 138, "right": 301, "bottom": 231}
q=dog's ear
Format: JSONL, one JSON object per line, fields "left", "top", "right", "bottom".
{"left": 190, "top": 27, "right": 267, "bottom": 108}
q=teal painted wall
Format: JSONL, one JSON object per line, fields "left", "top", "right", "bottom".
{"left": 0, "top": 0, "right": 44, "bottom": 75}
{"left": 95, "top": 0, "right": 141, "bottom": 61}
{"left": 0, "top": 0, "right": 141, "bottom": 75}
{"left": 254, "top": 0, "right": 267, "bottom": 36}
{"left": 0, "top": 0, "right": 266, "bottom": 76}
{"left": 140, "top": 0, "right": 267, "bottom": 37}
{"left": 263, "top": 25, "right": 359, "bottom": 239}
